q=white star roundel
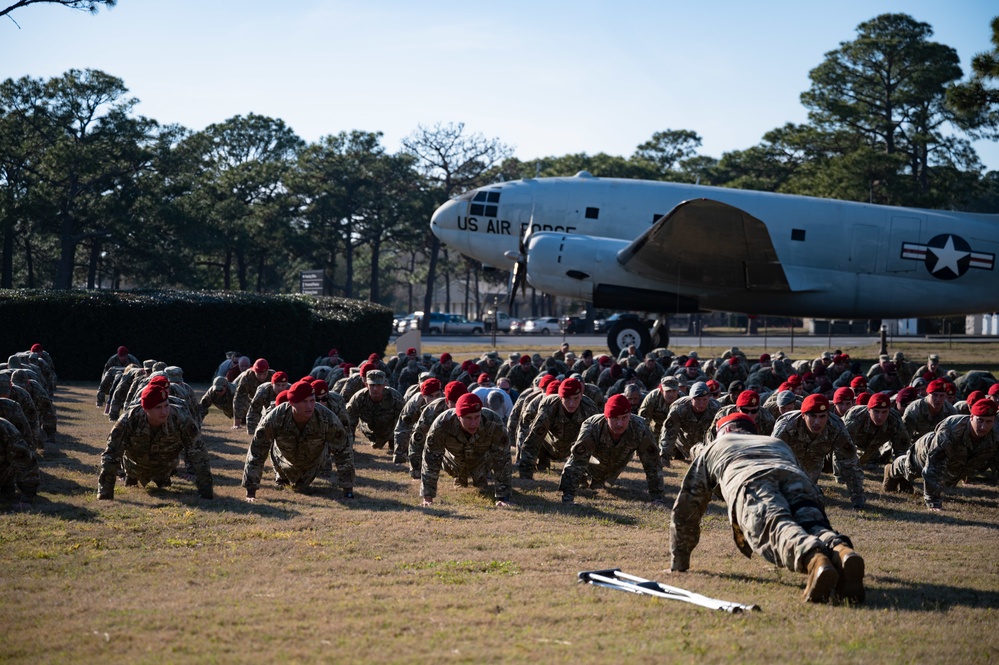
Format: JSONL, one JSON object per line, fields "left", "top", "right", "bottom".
{"left": 900, "top": 234, "right": 995, "bottom": 281}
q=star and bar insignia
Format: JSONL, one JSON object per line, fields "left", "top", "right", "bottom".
{"left": 901, "top": 234, "right": 995, "bottom": 281}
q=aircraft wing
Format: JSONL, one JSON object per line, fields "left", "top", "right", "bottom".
{"left": 615, "top": 198, "right": 792, "bottom": 292}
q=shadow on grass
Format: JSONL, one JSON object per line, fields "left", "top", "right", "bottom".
{"left": 871, "top": 577, "right": 999, "bottom": 611}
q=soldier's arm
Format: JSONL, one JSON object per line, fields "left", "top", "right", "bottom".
{"left": 241, "top": 418, "right": 274, "bottom": 498}
{"left": 557, "top": 423, "right": 598, "bottom": 502}
{"left": 668, "top": 455, "right": 716, "bottom": 571}
{"left": 327, "top": 418, "right": 355, "bottom": 495}
{"left": 490, "top": 422, "right": 513, "bottom": 505}
{"left": 180, "top": 417, "right": 213, "bottom": 499}
{"left": 345, "top": 393, "right": 362, "bottom": 437}
{"left": 635, "top": 425, "right": 665, "bottom": 502}
{"left": 921, "top": 430, "right": 954, "bottom": 509}
{"left": 831, "top": 427, "right": 865, "bottom": 507}
{"left": 420, "top": 419, "right": 447, "bottom": 503}
{"left": 97, "top": 418, "right": 129, "bottom": 499}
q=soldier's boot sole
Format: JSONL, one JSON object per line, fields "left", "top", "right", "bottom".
{"left": 832, "top": 545, "right": 865, "bottom": 604}
{"left": 802, "top": 552, "right": 838, "bottom": 603}
{"left": 882, "top": 464, "right": 900, "bottom": 492}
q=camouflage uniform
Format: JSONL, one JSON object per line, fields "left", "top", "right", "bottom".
{"left": 887, "top": 415, "right": 999, "bottom": 508}
{"left": 346, "top": 386, "right": 405, "bottom": 451}
{"left": 713, "top": 361, "right": 748, "bottom": 388}
{"left": 248, "top": 381, "right": 283, "bottom": 434}
{"left": 320, "top": 392, "right": 352, "bottom": 444}
{"left": 506, "top": 387, "right": 540, "bottom": 445}
{"left": 635, "top": 361, "right": 665, "bottom": 391}
{"left": 409, "top": 397, "right": 450, "bottom": 476}
{"left": 199, "top": 377, "right": 235, "bottom": 420}
{"left": 97, "top": 404, "right": 213, "bottom": 499}
{"left": 0, "top": 418, "right": 40, "bottom": 501}
{"left": 429, "top": 360, "right": 456, "bottom": 385}
{"left": 334, "top": 373, "right": 366, "bottom": 403}
{"left": 953, "top": 371, "right": 997, "bottom": 399}
{"left": 12, "top": 372, "right": 55, "bottom": 442}
{"left": 670, "top": 434, "right": 852, "bottom": 574}
{"left": 420, "top": 408, "right": 512, "bottom": 501}
{"left": 706, "top": 404, "right": 776, "bottom": 442}
{"left": 771, "top": 412, "right": 865, "bottom": 506}
{"left": 0, "top": 378, "right": 41, "bottom": 449}
{"left": 558, "top": 413, "right": 663, "bottom": 501}
{"left": 0, "top": 398, "right": 40, "bottom": 452}
{"left": 902, "top": 398, "right": 957, "bottom": 440}
{"left": 512, "top": 390, "right": 549, "bottom": 456}
{"left": 519, "top": 394, "right": 599, "bottom": 476}
{"left": 108, "top": 366, "right": 146, "bottom": 420}
{"left": 233, "top": 368, "right": 275, "bottom": 426}
{"left": 243, "top": 403, "right": 354, "bottom": 493}
{"left": 746, "top": 367, "right": 784, "bottom": 392}
{"left": 638, "top": 387, "right": 677, "bottom": 441}
{"left": 843, "top": 405, "right": 910, "bottom": 464}
{"left": 395, "top": 393, "right": 436, "bottom": 465}
{"left": 506, "top": 362, "right": 539, "bottom": 393}
{"left": 660, "top": 396, "right": 721, "bottom": 462}
{"left": 867, "top": 372, "right": 903, "bottom": 394}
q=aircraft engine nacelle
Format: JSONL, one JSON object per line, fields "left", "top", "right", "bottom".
{"left": 524, "top": 232, "right": 700, "bottom": 312}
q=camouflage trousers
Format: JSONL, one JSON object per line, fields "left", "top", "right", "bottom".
{"left": 888, "top": 448, "right": 923, "bottom": 482}
{"left": 270, "top": 448, "right": 324, "bottom": 491}
{"left": 122, "top": 454, "right": 179, "bottom": 487}
{"left": 442, "top": 451, "right": 498, "bottom": 488}
{"left": 733, "top": 470, "right": 849, "bottom": 573}
{"left": 360, "top": 423, "right": 393, "bottom": 451}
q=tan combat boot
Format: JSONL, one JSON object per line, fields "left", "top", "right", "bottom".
{"left": 882, "top": 464, "right": 899, "bottom": 492}
{"left": 832, "top": 544, "right": 865, "bottom": 604}
{"left": 802, "top": 551, "right": 839, "bottom": 603}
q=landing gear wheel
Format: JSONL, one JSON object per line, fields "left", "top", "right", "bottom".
{"left": 607, "top": 319, "right": 652, "bottom": 357}
{"left": 651, "top": 330, "right": 670, "bottom": 349}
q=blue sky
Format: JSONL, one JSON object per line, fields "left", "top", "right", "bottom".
{"left": 2, "top": 0, "right": 997, "bottom": 171}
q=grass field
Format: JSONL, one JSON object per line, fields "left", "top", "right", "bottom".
{"left": 2, "top": 343, "right": 998, "bottom": 664}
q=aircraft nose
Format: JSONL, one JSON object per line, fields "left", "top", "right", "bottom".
{"left": 430, "top": 198, "right": 468, "bottom": 251}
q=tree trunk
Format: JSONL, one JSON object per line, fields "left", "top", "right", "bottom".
{"left": 1, "top": 219, "right": 13, "bottom": 288}
{"left": 54, "top": 212, "right": 77, "bottom": 290}
{"left": 444, "top": 248, "right": 451, "bottom": 313}
{"left": 256, "top": 253, "right": 265, "bottom": 293}
{"left": 24, "top": 233, "right": 34, "bottom": 288}
{"left": 236, "top": 247, "right": 248, "bottom": 291}
{"left": 369, "top": 236, "right": 381, "bottom": 303}
{"left": 87, "top": 239, "right": 100, "bottom": 289}
{"left": 464, "top": 265, "right": 471, "bottom": 317}
{"left": 223, "top": 246, "right": 232, "bottom": 291}
{"left": 474, "top": 264, "right": 481, "bottom": 320}
{"left": 421, "top": 234, "right": 441, "bottom": 333}
{"left": 344, "top": 221, "right": 354, "bottom": 299}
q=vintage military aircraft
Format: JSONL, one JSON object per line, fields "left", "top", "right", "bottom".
{"left": 430, "top": 171, "right": 999, "bottom": 353}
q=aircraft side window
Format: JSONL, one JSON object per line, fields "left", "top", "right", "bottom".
{"left": 791, "top": 229, "right": 806, "bottom": 241}
{"left": 652, "top": 213, "right": 665, "bottom": 223}
{"left": 585, "top": 207, "right": 599, "bottom": 219}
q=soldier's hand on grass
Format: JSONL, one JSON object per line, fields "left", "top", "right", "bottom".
{"left": 421, "top": 496, "right": 434, "bottom": 507}
{"left": 245, "top": 488, "right": 256, "bottom": 503}
{"left": 495, "top": 499, "right": 511, "bottom": 508}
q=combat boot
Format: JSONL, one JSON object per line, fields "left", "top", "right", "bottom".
{"left": 882, "top": 464, "right": 900, "bottom": 492}
{"left": 832, "top": 544, "right": 865, "bottom": 604}
{"left": 802, "top": 551, "right": 838, "bottom": 603}
{"left": 897, "top": 475, "right": 914, "bottom": 494}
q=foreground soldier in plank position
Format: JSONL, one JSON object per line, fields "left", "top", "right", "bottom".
{"left": 558, "top": 394, "right": 665, "bottom": 506}
{"left": 883, "top": 399, "right": 998, "bottom": 511}
{"left": 408, "top": 381, "right": 467, "bottom": 479}
{"left": 670, "top": 413, "right": 865, "bottom": 604}
{"left": 518, "top": 377, "right": 599, "bottom": 479}
{"left": 97, "top": 383, "right": 214, "bottom": 500}
{"left": 242, "top": 380, "right": 354, "bottom": 500}
{"left": 420, "top": 393, "right": 512, "bottom": 507}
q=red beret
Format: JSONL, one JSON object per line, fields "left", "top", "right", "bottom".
{"left": 597, "top": 355, "right": 611, "bottom": 366}
{"left": 867, "top": 393, "right": 891, "bottom": 409}
{"left": 299, "top": 375, "right": 315, "bottom": 383}
{"left": 454, "top": 393, "right": 482, "bottom": 416}
{"left": 312, "top": 380, "right": 329, "bottom": 399}
{"left": 420, "top": 378, "right": 442, "bottom": 396}
{"left": 328, "top": 348, "right": 338, "bottom": 357}
{"left": 520, "top": 354, "right": 531, "bottom": 365}
{"left": 117, "top": 346, "right": 129, "bottom": 356}
{"left": 802, "top": 372, "right": 814, "bottom": 381}
{"left": 989, "top": 384, "right": 999, "bottom": 396}
{"left": 538, "top": 374, "right": 556, "bottom": 390}
{"left": 467, "top": 364, "right": 481, "bottom": 377}
{"left": 759, "top": 354, "right": 770, "bottom": 362}
{"left": 461, "top": 360, "right": 474, "bottom": 371}
{"left": 252, "top": 358, "right": 269, "bottom": 372}
{"left": 850, "top": 376, "right": 868, "bottom": 389}
{"left": 813, "top": 365, "right": 827, "bottom": 377}
{"left": 610, "top": 364, "right": 622, "bottom": 379}
{"left": 966, "top": 391, "right": 984, "bottom": 406}
{"left": 921, "top": 371, "right": 935, "bottom": 382}
{"left": 729, "top": 356, "right": 740, "bottom": 365}
{"left": 787, "top": 374, "right": 803, "bottom": 387}
{"left": 30, "top": 344, "right": 42, "bottom": 353}
{"left": 778, "top": 382, "right": 792, "bottom": 392}
{"left": 477, "top": 373, "right": 491, "bottom": 385}
{"left": 370, "top": 353, "right": 382, "bottom": 362}
{"left": 684, "top": 358, "right": 699, "bottom": 368}
{"left": 801, "top": 394, "right": 830, "bottom": 414}
{"left": 140, "top": 384, "right": 169, "bottom": 410}
{"left": 736, "top": 390, "right": 759, "bottom": 408}
{"left": 854, "top": 391, "right": 872, "bottom": 406}
{"left": 271, "top": 371, "right": 289, "bottom": 384}
{"left": 275, "top": 390, "right": 289, "bottom": 406}
{"left": 833, "top": 387, "right": 855, "bottom": 403}
{"left": 706, "top": 380, "right": 720, "bottom": 393}
{"left": 148, "top": 376, "right": 170, "bottom": 388}
{"left": 287, "top": 381, "right": 315, "bottom": 403}
{"left": 406, "top": 348, "right": 417, "bottom": 356}
{"left": 604, "top": 394, "right": 631, "bottom": 418}
{"left": 882, "top": 362, "right": 897, "bottom": 373}
{"left": 444, "top": 381, "right": 467, "bottom": 403}
{"left": 971, "top": 400, "right": 998, "bottom": 417}
{"left": 359, "top": 362, "right": 374, "bottom": 378}
{"left": 717, "top": 412, "right": 758, "bottom": 433}
{"left": 558, "top": 378, "right": 582, "bottom": 397}
{"left": 545, "top": 380, "right": 562, "bottom": 395}
{"left": 896, "top": 387, "right": 919, "bottom": 407}
{"left": 833, "top": 354, "right": 846, "bottom": 363}
{"left": 944, "top": 382, "right": 956, "bottom": 396}
{"left": 440, "top": 353, "right": 452, "bottom": 363}
{"left": 926, "top": 379, "right": 947, "bottom": 394}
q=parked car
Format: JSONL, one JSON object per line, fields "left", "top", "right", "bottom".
{"left": 485, "top": 311, "right": 514, "bottom": 333}
{"left": 560, "top": 315, "right": 587, "bottom": 334}
{"left": 509, "top": 318, "right": 526, "bottom": 334}
{"left": 410, "top": 312, "right": 485, "bottom": 334}
{"left": 593, "top": 312, "right": 645, "bottom": 333}
{"left": 524, "top": 317, "right": 561, "bottom": 335}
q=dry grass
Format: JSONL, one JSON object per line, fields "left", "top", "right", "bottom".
{"left": 2, "top": 350, "right": 999, "bottom": 664}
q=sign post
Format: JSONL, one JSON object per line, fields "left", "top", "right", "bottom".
{"left": 300, "top": 270, "right": 328, "bottom": 296}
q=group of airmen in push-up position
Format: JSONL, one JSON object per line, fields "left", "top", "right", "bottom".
{"left": 3, "top": 341, "right": 997, "bottom": 606}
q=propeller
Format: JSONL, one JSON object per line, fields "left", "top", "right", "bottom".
{"left": 505, "top": 222, "right": 533, "bottom": 314}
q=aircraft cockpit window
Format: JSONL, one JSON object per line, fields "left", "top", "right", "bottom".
{"left": 792, "top": 229, "right": 806, "bottom": 241}
{"left": 652, "top": 213, "right": 665, "bottom": 223}
{"left": 473, "top": 191, "right": 489, "bottom": 202}
{"left": 585, "top": 207, "right": 599, "bottom": 219}
{"left": 470, "top": 190, "right": 500, "bottom": 217}
{"left": 487, "top": 192, "right": 501, "bottom": 203}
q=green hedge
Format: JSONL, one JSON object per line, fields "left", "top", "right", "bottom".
{"left": 0, "top": 289, "right": 392, "bottom": 381}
